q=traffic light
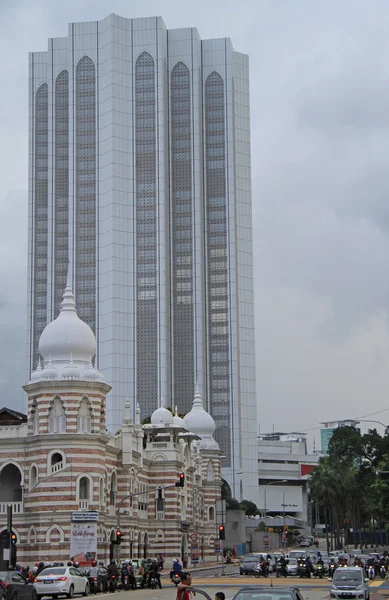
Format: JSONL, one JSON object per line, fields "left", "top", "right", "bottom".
{"left": 116, "top": 529, "right": 122, "bottom": 545}
{"left": 10, "top": 533, "right": 16, "bottom": 545}
{"left": 175, "top": 473, "right": 185, "bottom": 488}
{"left": 218, "top": 525, "right": 225, "bottom": 540}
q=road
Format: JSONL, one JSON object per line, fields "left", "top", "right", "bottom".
{"left": 59, "top": 574, "right": 389, "bottom": 600}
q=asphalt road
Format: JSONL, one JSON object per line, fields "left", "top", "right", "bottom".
{"left": 45, "top": 576, "right": 389, "bottom": 600}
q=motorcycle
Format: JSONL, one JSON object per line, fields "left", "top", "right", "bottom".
{"left": 380, "top": 565, "right": 386, "bottom": 580}
{"left": 368, "top": 566, "right": 375, "bottom": 581}
{"left": 109, "top": 576, "right": 117, "bottom": 593}
{"left": 122, "top": 574, "right": 130, "bottom": 591}
{"left": 298, "top": 562, "right": 311, "bottom": 579}
{"left": 275, "top": 562, "right": 287, "bottom": 578}
{"left": 315, "top": 564, "right": 324, "bottom": 579}
{"left": 172, "top": 572, "right": 181, "bottom": 587}
{"left": 254, "top": 562, "right": 269, "bottom": 578}
{"left": 88, "top": 576, "right": 100, "bottom": 594}
{"left": 148, "top": 574, "right": 159, "bottom": 590}
{"left": 328, "top": 563, "right": 336, "bottom": 578}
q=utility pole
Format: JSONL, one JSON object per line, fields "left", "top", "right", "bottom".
{"left": 6, "top": 505, "right": 12, "bottom": 570}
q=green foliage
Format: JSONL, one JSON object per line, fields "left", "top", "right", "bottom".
{"left": 226, "top": 498, "right": 241, "bottom": 510}
{"left": 310, "top": 427, "right": 389, "bottom": 548}
{"left": 256, "top": 521, "right": 266, "bottom": 532}
{"left": 240, "top": 499, "right": 260, "bottom": 516}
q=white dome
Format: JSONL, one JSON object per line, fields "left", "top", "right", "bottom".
{"left": 151, "top": 406, "right": 174, "bottom": 425}
{"left": 39, "top": 281, "right": 96, "bottom": 364}
{"left": 184, "top": 386, "right": 217, "bottom": 444}
{"left": 172, "top": 406, "right": 185, "bottom": 428}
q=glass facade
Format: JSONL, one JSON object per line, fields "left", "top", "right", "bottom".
{"left": 33, "top": 83, "right": 49, "bottom": 369}
{"left": 171, "top": 62, "right": 194, "bottom": 413}
{"left": 205, "top": 72, "right": 230, "bottom": 465}
{"left": 135, "top": 52, "right": 158, "bottom": 418}
{"left": 54, "top": 70, "right": 69, "bottom": 318}
{"left": 75, "top": 56, "right": 96, "bottom": 334}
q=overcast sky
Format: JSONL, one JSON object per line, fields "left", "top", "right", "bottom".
{"left": 1, "top": 0, "right": 389, "bottom": 448}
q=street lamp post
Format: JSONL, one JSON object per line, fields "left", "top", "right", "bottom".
{"left": 282, "top": 489, "right": 287, "bottom": 532}
{"left": 264, "top": 480, "right": 287, "bottom": 532}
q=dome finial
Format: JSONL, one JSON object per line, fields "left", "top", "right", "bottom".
{"left": 183, "top": 384, "right": 218, "bottom": 447}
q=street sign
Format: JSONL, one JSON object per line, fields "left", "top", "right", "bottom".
{"left": 190, "top": 533, "right": 198, "bottom": 543}
{"left": 72, "top": 511, "right": 99, "bottom": 522}
{"left": 263, "top": 534, "right": 270, "bottom": 550}
{"left": 214, "top": 539, "right": 221, "bottom": 553}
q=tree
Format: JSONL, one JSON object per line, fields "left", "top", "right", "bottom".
{"left": 240, "top": 500, "right": 259, "bottom": 516}
{"left": 328, "top": 426, "right": 362, "bottom": 465}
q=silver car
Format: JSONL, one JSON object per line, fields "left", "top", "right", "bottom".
{"left": 287, "top": 558, "right": 299, "bottom": 576}
{"left": 330, "top": 567, "right": 369, "bottom": 600}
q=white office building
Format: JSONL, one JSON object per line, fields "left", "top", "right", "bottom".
{"left": 27, "top": 14, "right": 257, "bottom": 501}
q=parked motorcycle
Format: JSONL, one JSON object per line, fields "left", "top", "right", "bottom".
{"left": 109, "top": 575, "right": 118, "bottom": 593}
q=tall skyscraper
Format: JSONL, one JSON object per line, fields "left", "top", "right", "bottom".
{"left": 27, "top": 14, "right": 257, "bottom": 501}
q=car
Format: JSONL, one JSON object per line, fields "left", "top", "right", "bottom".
{"left": 288, "top": 551, "right": 309, "bottom": 561}
{"left": 286, "top": 558, "right": 299, "bottom": 576}
{"left": 34, "top": 567, "right": 89, "bottom": 599}
{"left": 329, "top": 567, "right": 370, "bottom": 600}
{"left": 231, "top": 585, "right": 306, "bottom": 600}
{"left": 0, "top": 571, "right": 37, "bottom": 600}
{"left": 299, "top": 539, "right": 310, "bottom": 547}
{"left": 240, "top": 555, "right": 263, "bottom": 575}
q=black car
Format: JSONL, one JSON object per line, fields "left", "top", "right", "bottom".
{"left": 240, "top": 555, "right": 262, "bottom": 575}
{"left": 0, "top": 571, "right": 37, "bottom": 600}
{"left": 231, "top": 586, "right": 306, "bottom": 600}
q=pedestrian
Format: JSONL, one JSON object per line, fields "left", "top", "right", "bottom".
{"left": 157, "top": 553, "right": 164, "bottom": 571}
{"left": 215, "top": 593, "right": 225, "bottom": 600}
{"left": 177, "top": 572, "right": 192, "bottom": 600}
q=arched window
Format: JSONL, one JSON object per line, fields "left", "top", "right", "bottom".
{"left": 29, "top": 465, "right": 38, "bottom": 490}
{"left": 109, "top": 472, "right": 117, "bottom": 506}
{"left": 207, "top": 460, "right": 215, "bottom": 482}
{"left": 209, "top": 506, "right": 215, "bottom": 521}
{"left": 77, "top": 398, "right": 92, "bottom": 433}
{"left": 50, "top": 451, "right": 65, "bottom": 474}
{"left": 30, "top": 401, "right": 39, "bottom": 435}
{"left": 48, "top": 397, "right": 66, "bottom": 433}
{"left": 79, "top": 476, "right": 90, "bottom": 508}
{"left": 99, "top": 478, "right": 104, "bottom": 507}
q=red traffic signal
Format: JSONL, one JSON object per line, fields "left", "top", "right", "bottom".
{"left": 116, "top": 529, "right": 122, "bottom": 544}
{"left": 175, "top": 473, "right": 185, "bottom": 488}
{"left": 218, "top": 525, "right": 225, "bottom": 540}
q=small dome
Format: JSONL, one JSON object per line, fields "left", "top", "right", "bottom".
{"left": 184, "top": 386, "right": 217, "bottom": 443}
{"left": 151, "top": 406, "right": 174, "bottom": 425}
{"left": 62, "top": 357, "right": 81, "bottom": 379}
{"left": 39, "top": 281, "right": 96, "bottom": 364}
{"left": 172, "top": 406, "right": 185, "bottom": 428}
{"left": 31, "top": 358, "right": 43, "bottom": 381}
{"left": 40, "top": 361, "right": 58, "bottom": 380}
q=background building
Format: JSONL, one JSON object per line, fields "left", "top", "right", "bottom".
{"left": 257, "top": 432, "right": 319, "bottom": 532}
{"left": 0, "top": 283, "right": 221, "bottom": 566}
{"left": 27, "top": 14, "right": 257, "bottom": 502}
{"left": 320, "top": 419, "right": 360, "bottom": 454}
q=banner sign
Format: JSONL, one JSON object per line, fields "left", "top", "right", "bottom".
{"left": 70, "top": 522, "right": 97, "bottom": 565}
{"left": 72, "top": 511, "right": 99, "bottom": 522}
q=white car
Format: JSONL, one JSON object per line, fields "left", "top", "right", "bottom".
{"left": 34, "top": 566, "right": 89, "bottom": 599}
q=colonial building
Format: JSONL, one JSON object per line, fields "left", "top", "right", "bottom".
{"left": 0, "top": 282, "right": 221, "bottom": 565}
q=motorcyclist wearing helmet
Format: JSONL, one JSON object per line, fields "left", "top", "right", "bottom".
{"left": 107, "top": 560, "right": 119, "bottom": 581}
{"left": 37, "top": 562, "right": 45, "bottom": 576}
{"left": 170, "top": 558, "right": 182, "bottom": 581}
{"left": 89, "top": 560, "right": 98, "bottom": 578}
{"left": 147, "top": 559, "right": 162, "bottom": 589}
